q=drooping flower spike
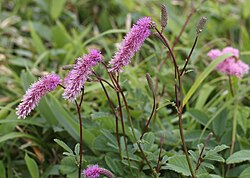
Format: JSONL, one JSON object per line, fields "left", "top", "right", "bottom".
{"left": 109, "top": 17, "right": 151, "bottom": 74}
{"left": 16, "top": 73, "right": 61, "bottom": 119}
{"left": 82, "top": 164, "right": 114, "bottom": 178}
{"left": 63, "top": 49, "right": 103, "bottom": 102}
{"left": 207, "top": 46, "right": 249, "bottom": 78}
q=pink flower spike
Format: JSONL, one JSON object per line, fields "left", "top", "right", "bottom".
{"left": 207, "top": 46, "right": 249, "bottom": 78}
{"left": 16, "top": 73, "right": 61, "bottom": 119}
{"left": 82, "top": 164, "right": 114, "bottom": 178}
{"left": 63, "top": 49, "right": 103, "bottom": 102}
{"left": 109, "top": 17, "right": 151, "bottom": 74}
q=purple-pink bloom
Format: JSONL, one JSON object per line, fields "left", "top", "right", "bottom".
{"left": 207, "top": 47, "right": 249, "bottom": 78}
{"left": 63, "top": 49, "right": 103, "bottom": 102}
{"left": 83, "top": 165, "right": 100, "bottom": 178}
{"left": 109, "top": 17, "right": 151, "bottom": 74}
{"left": 82, "top": 164, "right": 114, "bottom": 178}
{"left": 16, "top": 73, "right": 61, "bottom": 119}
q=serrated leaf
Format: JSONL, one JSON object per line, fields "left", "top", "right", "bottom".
{"left": 206, "top": 144, "right": 229, "bottom": 156}
{"left": 204, "top": 154, "right": 225, "bottom": 162}
{"left": 189, "top": 150, "right": 198, "bottom": 161}
{"left": 239, "top": 167, "right": 250, "bottom": 178}
{"left": 105, "top": 155, "right": 123, "bottom": 174}
{"left": 202, "top": 162, "right": 215, "bottom": 170}
{"left": 226, "top": 150, "right": 250, "bottom": 164}
{"left": 166, "top": 155, "right": 192, "bottom": 176}
{"left": 25, "top": 153, "right": 39, "bottom": 178}
{"left": 54, "top": 139, "right": 73, "bottom": 154}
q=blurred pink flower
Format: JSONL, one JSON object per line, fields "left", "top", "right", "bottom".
{"left": 63, "top": 49, "right": 103, "bottom": 102}
{"left": 207, "top": 47, "right": 249, "bottom": 78}
{"left": 16, "top": 73, "right": 61, "bottom": 119}
{"left": 82, "top": 164, "right": 114, "bottom": 178}
{"left": 109, "top": 17, "right": 151, "bottom": 74}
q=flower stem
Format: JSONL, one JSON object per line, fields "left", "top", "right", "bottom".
{"left": 180, "top": 34, "right": 199, "bottom": 76}
{"left": 228, "top": 75, "right": 234, "bottom": 97}
{"left": 93, "top": 72, "right": 122, "bottom": 158}
{"left": 154, "top": 27, "right": 196, "bottom": 178}
{"left": 116, "top": 91, "right": 132, "bottom": 170}
{"left": 75, "top": 100, "right": 83, "bottom": 178}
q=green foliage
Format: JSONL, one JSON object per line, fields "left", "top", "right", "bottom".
{"left": 25, "top": 153, "right": 40, "bottom": 178}
{"left": 0, "top": 0, "right": 249, "bottom": 177}
{"left": 226, "top": 150, "right": 250, "bottom": 164}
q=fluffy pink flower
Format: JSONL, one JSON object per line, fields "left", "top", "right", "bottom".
{"left": 16, "top": 73, "right": 61, "bottom": 119}
{"left": 82, "top": 164, "right": 114, "bottom": 178}
{"left": 82, "top": 165, "right": 100, "bottom": 178}
{"left": 63, "top": 49, "right": 103, "bottom": 102}
{"left": 109, "top": 17, "right": 151, "bottom": 74}
{"left": 207, "top": 47, "right": 249, "bottom": 78}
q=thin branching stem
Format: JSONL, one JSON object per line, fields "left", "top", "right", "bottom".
{"left": 110, "top": 73, "right": 157, "bottom": 177}
{"left": 79, "top": 88, "right": 84, "bottom": 107}
{"left": 140, "top": 87, "right": 156, "bottom": 140}
{"left": 137, "top": 142, "right": 157, "bottom": 178}
{"left": 92, "top": 71, "right": 122, "bottom": 158}
{"left": 158, "top": 7, "right": 196, "bottom": 71}
{"left": 195, "top": 132, "right": 213, "bottom": 173}
{"left": 180, "top": 34, "right": 199, "bottom": 76}
{"left": 154, "top": 27, "right": 196, "bottom": 178}
{"left": 116, "top": 92, "right": 132, "bottom": 169}
{"left": 156, "top": 136, "right": 164, "bottom": 173}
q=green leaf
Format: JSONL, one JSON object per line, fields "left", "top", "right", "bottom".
{"left": 49, "top": 0, "right": 67, "bottom": 20}
{"left": 226, "top": 150, "right": 250, "bottom": 164}
{"left": 239, "top": 167, "right": 250, "bottom": 178}
{"left": 166, "top": 155, "right": 192, "bottom": 176}
{"left": 29, "top": 22, "right": 46, "bottom": 54}
{"left": 105, "top": 155, "right": 123, "bottom": 174}
{"left": 204, "top": 154, "right": 225, "bottom": 162}
{"left": 200, "top": 86, "right": 250, "bottom": 141}
{"left": 49, "top": 95, "right": 96, "bottom": 152}
{"left": 74, "top": 143, "right": 80, "bottom": 155}
{"left": 25, "top": 153, "right": 39, "bottom": 178}
{"left": 212, "top": 108, "right": 227, "bottom": 136}
{"left": 51, "top": 21, "right": 71, "bottom": 47}
{"left": 187, "top": 108, "right": 209, "bottom": 126}
{"left": 183, "top": 53, "right": 232, "bottom": 106}
{"left": 242, "top": 0, "right": 250, "bottom": 18}
{"left": 20, "top": 70, "right": 35, "bottom": 90}
{"left": 195, "top": 84, "right": 215, "bottom": 109}
{"left": 206, "top": 144, "right": 229, "bottom": 156}
{"left": 0, "top": 161, "right": 6, "bottom": 178}
{"left": 37, "top": 95, "right": 59, "bottom": 125}
{"left": 0, "top": 132, "right": 40, "bottom": 144}
{"left": 54, "top": 139, "right": 73, "bottom": 154}
{"left": 59, "top": 156, "right": 77, "bottom": 175}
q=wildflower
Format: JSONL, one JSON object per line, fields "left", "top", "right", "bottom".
{"left": 109, "top": 17, "right": 151, "bottom": 74}
{"left": 82, "top": 164, "right": 114, "bottom": 178}
{"left": 207, "top": 47, "right": 249, "bottom": 78}
{"left": 16, "top": 73, "right": 61, "bottom": 119}
{"left": 63, "top": 49, "right": 103, "bottom": 102}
